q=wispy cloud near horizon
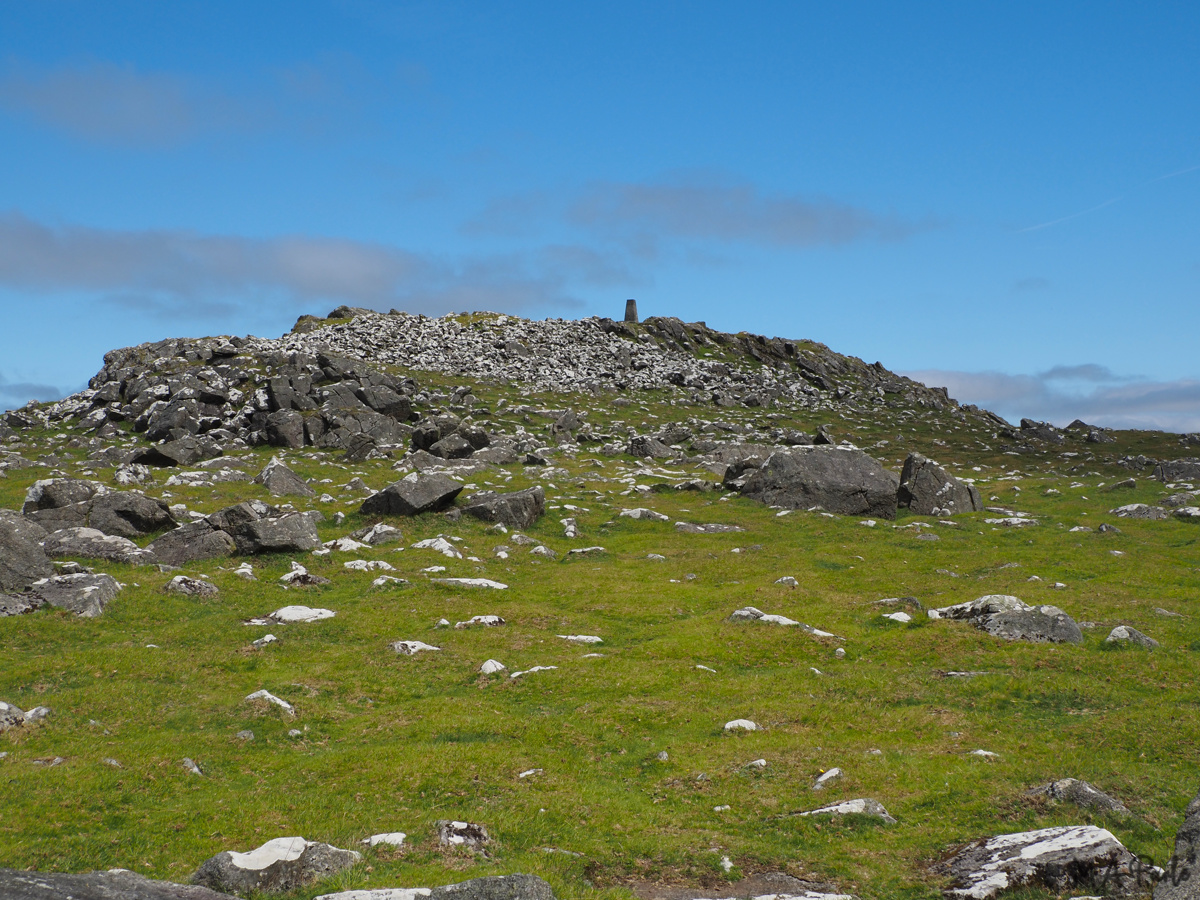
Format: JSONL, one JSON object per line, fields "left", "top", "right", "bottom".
{"left": 0, "top": 211, "right": 633, "bottom": 320}
{"left": 905, "top": 366, "right": 1200, "bottom": 434}
{"left": 465, "top": 175, "right": 935, "bottom": 250}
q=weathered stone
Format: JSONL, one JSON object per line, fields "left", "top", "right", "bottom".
{"left": 191, "top": 837, "right": 360, "bottom": 895}
{"left": 266, "top": 410, "right": 307, "bottom": 449}
{"left": 739, "top": 447, "right": 899, "bottom": 519}
{"left": 88, "top": 492, "right": 176, "bottom": 538}
{"left": 130, "top": 436, "right": 222, "bottom": 467}
{"left": 936, "top": 825, "right": 1154, "bottom": 899}
{"left": 228, "top": 514, "right": 322, "bottom": 555}
{"left": 628, "top": 435, "right": 675, "bottom": 459}
{"left": 929, "top": 595, "right": 1083, "bottom": 644}
{"left": 429, "top": 433, "right": 475, "bottom": 459}
{"left": 436, "top": 820, "right": 490, "bottom": 849}
{"left": 897, "top": 453, "right": 983, "bottom": 516}
{"left": 43, "top": 527, "right": 155, "bottom": 565}
{"left": 147, "top": 522, "right": 237, "bottom": 567}
{"left": 1154, "top": 786, "right": 1200, "bottom": 900}
{"left": 1106, "top": 625, "right": 1159, "bottom": 649}
{"left": 0, "top": 509, "right": 52, "bottom": 593}
{"left": 360, "top": 473, "right": 463, "bottom": 517}
{"left": 797, "top": 798, "right": 896, "bottom": 825}
{"left": 315, "top": 874, "right": 557, "bottom": 900}
{"left": 22, "top": 478, "right": 105, "bottom": 513}
{"left": 165, "top": 575, "right": 219, "bottom": 598}
{"left": 1028, "top": 779, "right": 1130, "bottom": 815}
{"left": 461, "top": 486, "right": 545, "bottom": 529}
{"left": 0, "top": 867, "right": 239, "bottom": 899}
{"left": 206, "top": 500, "right": 279, "bottom": 532}
{"left": 24, "top": 573, "right": 121, "bottom": 617}
{"left": 254, "top": 458, "right": 315, "bottom": 497}
{"left": 1154, "top": 459, "right": 1200, "bottom": 483}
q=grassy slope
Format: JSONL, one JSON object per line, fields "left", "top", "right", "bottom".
{"left": 1, "top": 358, "right": 1198, "bottom": 900}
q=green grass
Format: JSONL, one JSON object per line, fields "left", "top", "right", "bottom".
{"left": 2, "top": 369, "right": 1199, "bottom": 900}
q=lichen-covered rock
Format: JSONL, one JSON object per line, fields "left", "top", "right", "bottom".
{"left": 1106, "top": 625, "right": 1160, "bottom": 649}
{"left": 936, "top": 825, "right": 1155, "bottom": 899}
{"left": 897, "top": 453, "right": 982, "bottom": 516}
{"left": 929, "top": 595, "right": 1083, "bottom": 644}
{"left": 191, "top": 837, "right": 360, "bottom": 895}
{"left": 797, "top": 798, "right": 897, "bottom": 825}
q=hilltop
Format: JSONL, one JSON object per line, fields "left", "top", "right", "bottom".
{"left": 1, "top": 308, "right": 1198, "bottom": 900}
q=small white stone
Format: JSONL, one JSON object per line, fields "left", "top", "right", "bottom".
{"left": 480, "top": 659, "right": 506, "bottom": 675}
{"left": 362, "top": 832, "right": 407, "bottom": 847}
{"left": 724, "top": 719, "right": 758, "bottom": 732}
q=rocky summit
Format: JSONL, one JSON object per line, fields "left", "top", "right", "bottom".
{"left": 1, "top": 306, "right": 1198, "bottom": 900}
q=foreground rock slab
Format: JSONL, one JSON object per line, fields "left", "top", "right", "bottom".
{"left": 738, "top": 446, "right": 899, "bottom": 519}
{"left": 0, "top": 509, "right": 52, "bottom": 593}
{"left": 315, "top": 874, "right": 557, "bottom": 900}
{"left": 936, "top": 825, "right": 1155, "bottom": 899}
{"left": 0, "top": 867, "right": 238, "bottom": 899}
{"left": 192, "top": 836, "right": 360, "bottom": 895}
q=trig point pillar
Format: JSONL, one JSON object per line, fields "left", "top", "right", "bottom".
{"left": 624, "top": 298, "right": 638, "bottom": 324}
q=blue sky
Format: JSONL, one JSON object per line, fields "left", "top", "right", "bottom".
{"left": 1, "top": 2, "right": 1198, "bottom": 430}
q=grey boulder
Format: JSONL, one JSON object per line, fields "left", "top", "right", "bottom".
{"left": 937, "top": 825, "right": 1155, "bottom": 899}
{"left": 228, "top": 514, "right": 322, "bottom": 555}
{"left": 0, "top": 867, "right": 238, "bottom": 899}
{"left": 360, "top": 473, "right": 463, "bottom": 517}
{"left": 929, "top": 595, "right": 1083, "bottom": 644}
{"left": 88, "top": 492, "right": 176, "bottom": 538}
{"left": 192, "top": 837, "right": 360, "bottom": 895}
{"left": 0, "top": 509, "right": 53, "bottom": 593}
{"left": 897, "top": 453, "right": 983, "bottom": 516}
{"left": 1106, "top": 625, "right": 1160, "bottom": 649}
{"left": 22, "top": 478, "right": 105, "bottom": 513}
{"left": 461, "top": 486, "right": 546, "bottom": 529}
{"left": 429, "top": 433, "right": 475, "bottom": 459}
{"left": 253, "top": 457, "right": 315, "bottom": 497}
{"left": 147, "top": 523, "right": 237, "bottom": 567}
{"left": 130, "top": 436, "right": 222, "bottom": 468}
{"left": 1028, "top": 778, "right": 1130, "bottom": 815}
{"left": 1155, "top": 786, "right": 1200, "bottom": 900}
{"left": 1154, "top": 459, "right": 1200, "bottom": 483}
{"left": 739, "top": 446, "right": 899, "bottom": 519}
{"left": 43, "top": 528, "right": 156, "bottom": 565}
{"left": 316, "top": 875, "right": 557, "bottom": 900}
{"left": 628, "top": 435, "right": 675, "bottom": 459}
{"left": 24, "top": 573, "right": 122, "bottom": 617}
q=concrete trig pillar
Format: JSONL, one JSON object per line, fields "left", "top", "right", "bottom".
{"left": 624, "top": 298, "right": 638, "bottom": 324}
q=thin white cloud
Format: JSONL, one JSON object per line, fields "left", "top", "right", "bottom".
{"left": 906, "top": 367, "right": 1200, "bottom": 433}
{"left": 0, "top": 59, "right": 251, "bottom": 145}
{"left": 0, "top": 211, "right": 633, "bottom": 319}
{"left": 465, "top": 176, "right": 934, "bottom": 249}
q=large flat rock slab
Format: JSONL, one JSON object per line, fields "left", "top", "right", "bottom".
{"left": 936, "top": 825, "right": 1154, "bottom": 899}
{"left": 0, "top": 867, "right": 238, "bottom": 899}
